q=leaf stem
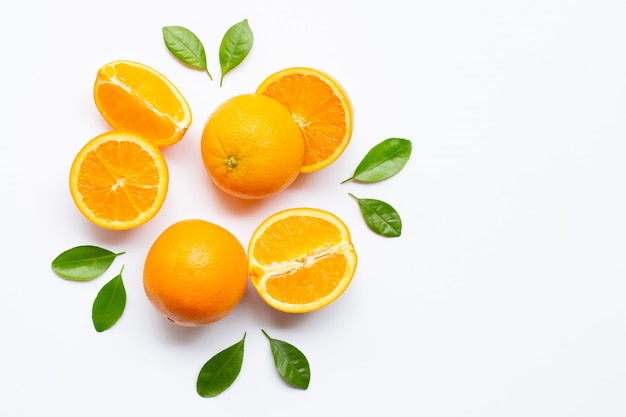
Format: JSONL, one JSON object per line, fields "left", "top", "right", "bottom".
{"left": 347, "top": 192, "right": 358, "bottom": 201}
{"left": 340, "top": 177, "right": 353, "bottom": 184}
{"left": 206, "top": 69, "right": 213, "bottom": 80}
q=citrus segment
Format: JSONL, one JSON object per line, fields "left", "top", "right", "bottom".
{"left": 255, "top": 67, "right": 353, "bottom": 173}
{"left": 69, "top": 130, "right": 169, "bottom": 230}
{"left": 143, "top": 219, "right": 248, "bottom": 326}
{"left": 248, "top": 208, "right": 358, "bottom": 313}
{"left": 94, "top": 60, "right": 192, "bottom": 147}
{"left": 200, "top": 94, "right": 304, "bottom": 199}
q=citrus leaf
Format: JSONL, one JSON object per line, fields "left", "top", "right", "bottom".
{"left": 262, "top": 329, "right": 310, "bottom": 390}
{"left": 342, "top": 138, "right": 412, "bottom": 183}
{"left": 349, "top": 194, "right": 402, "bottom": 237}
{"left": 197, "top": 333, "right": 246, "bottom": 398}
{"left": 51, "top": 245, "right": 125, "bottom": 281}
{"left": 219, "top": 19, "right": 253, "bottom": 86}
{"left": 92, "top": 267, "right": 126, "bottom": 332}
{"left": 162, "top": 25, "right": 212, "bottom": 79}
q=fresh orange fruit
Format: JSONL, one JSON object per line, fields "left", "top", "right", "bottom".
{"left": 255, "top": 67, "right": 353, "bottom": 173}
{"left": 143, "top": 219, "right": 248, "bottom": 327}
{"left": 247, "top": 207, "right": 358, "bottom": 313}
{"left": 93, "top": 60, "right": 192, "bottom": 147}
{"left": 69, "top": 130, "right": 169, "bottom": 230}
{"left": 200, "top": 93, "right": 304, "bottom": 199}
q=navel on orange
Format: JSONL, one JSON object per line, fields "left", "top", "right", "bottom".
{"left": 255, "top": 67, "right": 353, "bottom": 173}
{"left": 200, "top": 94, "right": 304, "bottom": 199}
{"left": 94, "top": 60, "right": 192, "bottom": 147}
{"left": 143, "top": 219, "right": 248, "bottom": 326}
{"left": 247, "top": 207, "right": 358, "bottom": 313}
{"left": 69, "top": 130, "right": 169, "bottom": 230}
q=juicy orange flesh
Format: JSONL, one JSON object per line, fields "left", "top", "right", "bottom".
{"left": 76, "top": 140, "right": 160, "bottom": 222}
{"left": 100, "top": 63, "right": 186, "bottom": 120}
{"left": 96, "top": 62, "right": 187, "bottom": 142}
{"left": 96, "top": 83, "right": 179, "bottom": 142}
{"left": 265, "top": 255, "right": 349, "bottom": 304}
{"left": 253, "top": 215, "right": 343, "bottom": 263}
{"left": 252, "top": 215, "right": 348, "bottom": 304}
{"left": 259, "top": 74, "right": 348, "bottom": 167}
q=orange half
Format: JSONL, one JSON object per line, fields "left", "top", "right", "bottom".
{"left": 69, "top": 130, "right": 169, "bottom": 230}
{"left": 255, "top": 67, "right": 353, "bottom": 173}
{"left": 248, "top": 207, "right": 358, "bottom": 313}
{"left": 94, "top": 60, "right": 192, "bottom": 147}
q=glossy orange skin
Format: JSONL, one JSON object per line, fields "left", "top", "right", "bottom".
{"left": 200, "top": 94, "right": 304, "bottom": 199}
{"left": 143, "top": 219, "right": 248, "bottom": 326}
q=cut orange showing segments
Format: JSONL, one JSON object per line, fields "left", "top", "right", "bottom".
{"left": 247, "top": 207, "right": 358, "bottom": 313}
{"left": 69, "top": 130, "right": 169, "bottom": 230}
{"left": 93, "top": 60, "right": 192, "bottom": 147}
{"left": 255, "top": 67, "right": 353, "bottom": 173}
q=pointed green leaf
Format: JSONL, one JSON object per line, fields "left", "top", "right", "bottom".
{"left": 342, "top": 138, "right": 412, "bottom": 183}
{"left": 92, "top": 267, "right": 126, "bottom": 332}
{"left": 51, "top": 245, "right": 125, "bottom": 281}
{"left": 162, "top": 25, "right": 212, "bottom": 79}
{"left": 219, "top": 19, "right": 253, "bottom": 86}
{"left": 349, "top": 194, "right": 402, "bottom": 237}
{"left": 262, "top": 329, "right": 310, "bottom": 390}
{"left": 197, "top": 333, "right": 246, "bottom": 398}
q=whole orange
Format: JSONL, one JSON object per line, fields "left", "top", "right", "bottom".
{"left": 143, "top": 219, "right": 248, "bottom": 326}
{"left": 200, "top": 94, "right": 304, "bottom": 199}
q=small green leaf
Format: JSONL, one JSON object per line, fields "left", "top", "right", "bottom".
{"left": 349, "top": 194, "right": 402, "bottom": 237}
{"left": 92, "top": 267, "right": 127, "bottom": 332}
{"left": 342, "top": 138, "right": 412, "bottom": 183}
{"left": 197, "top": 333, "right": 246, "bottom": 398}
{"left": 262, "top": 329, "right": 310, "bottom": 390}
{"left": 219, "top": 19, "right": 253, "bottom": 87}
{"left": 51, "top": 245, "right": 125, "bottom": 281}
{"left": 162, "top": 25, "right": 212, "bottom": 79}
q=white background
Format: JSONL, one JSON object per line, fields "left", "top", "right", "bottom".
{"left": 2, "top": 0, "right": 626, "bottom": 415}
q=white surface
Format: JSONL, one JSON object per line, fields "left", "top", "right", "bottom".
{"left": 2, "top": 0, "right": 626, "bottom": 415}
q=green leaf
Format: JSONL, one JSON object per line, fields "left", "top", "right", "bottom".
{"left": 162, "top": 25, "right": 212, "bottom": 79}
{"left": 342, "top": 138, "right": 412, "bottom": 183}
{"left": 218, "top": 19, "right": 253, "bottom": 87}
{"left": 51, "top": 245, "right": 125, "bottom": 281}
{"left": 349, "top": 194, "right": 402, "bottom": 237}
{"left": 92, "top": 267, "right": 127, "bottom": 332}
{"left": 197, "top": 333, "right": 246, "bottom": 398}
{"left": 262, "top": 329, "right": 310, "bottom": 390}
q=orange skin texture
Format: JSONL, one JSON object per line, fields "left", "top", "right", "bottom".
{"left": 201, "top": 94, "right": 304, "bottom": 199}
{"left": 143, "top": 219, "right": 248, "bottom": 326}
